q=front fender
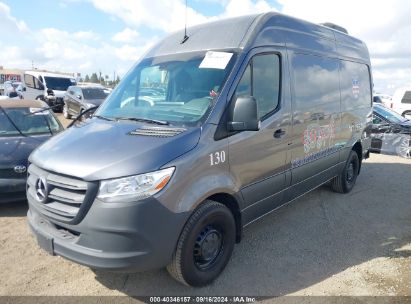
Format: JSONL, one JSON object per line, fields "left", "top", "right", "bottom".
{"left": 156, "top": 125, "right": 243, "bottom": 213}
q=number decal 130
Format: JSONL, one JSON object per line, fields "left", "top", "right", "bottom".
{"left": 209, "top": 151, "right": 226, "bottom": 166}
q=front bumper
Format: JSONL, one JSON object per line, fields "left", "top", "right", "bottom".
{"left": 27, "top": 196, "right": 189, "bottom": 272}
{"left": 0, "top": 178, "right": 26, "bottom": 203}
{"left": 45, "top": 97, "right": 64, "bottom": 111}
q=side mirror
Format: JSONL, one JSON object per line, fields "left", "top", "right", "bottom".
{"left": 22, "top": 87, "right": 26, "bottom": 92}
{"left": 228, "top": 96, "right": 259, "bottom": 132}
{"left": 38, "top": 83, "right": 45, "bottom": 90}
{"left": 77, "top": 95, "right": 82, "bottom": 100}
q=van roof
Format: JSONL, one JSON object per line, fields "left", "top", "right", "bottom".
{"left": 25, "top": 71, "right": 75, "bottom": 79}
{"left": 145, "top": 12, "right": 369, "bottom": 64}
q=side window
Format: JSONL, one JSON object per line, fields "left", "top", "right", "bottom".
{"left": 235, "top": 65, "right": 251, "bottom": 97}
{"left": 253, "top": 54, "right": 280, "bottom": 119}
{"left": 233, "top": 54, "right": 281, "bottom": 120}
{"left": 34, "top": 77, "right": 43, "bottom": 90}
{"left": 373, "top": 115, "right": 383, "bottom": 124}
{"left": 75, "top": 88, "right": 82, "bottom": 98}
{"left": 24, "top": 74, "right": 35, "bottom": 89}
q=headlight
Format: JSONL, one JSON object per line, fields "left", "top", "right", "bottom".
{"left": 97, "top": 167, "right": 175, "bottom": 202}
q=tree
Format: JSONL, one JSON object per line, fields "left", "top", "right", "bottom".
{"left": 90, "top": 73, "right": 99, "bottom": 83}
{"left": 84, "top": 75, "right": 90, "bottom": 82}
{"left": 116, "top": 75, "right": 121, "bottom": 85}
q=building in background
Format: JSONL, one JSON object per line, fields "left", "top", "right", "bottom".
{"left": 0, "top": 67, "right": 24, "bottom": 95}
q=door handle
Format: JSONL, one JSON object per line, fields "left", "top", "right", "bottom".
{"left": 273, "top": 128, "right": 286, "bottom": 138}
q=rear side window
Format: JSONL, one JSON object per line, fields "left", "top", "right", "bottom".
{"left": 234, "top": 54, "right": 281, "bottom": 120}
{"left": 292, "top": 54, "right": 340, "bottom": 110}
{"left": 401, "top": 91, "right": 411, "bottom": 104}
{"left": 372, "top": 114, "right": 384, "bottom": 124}
{"left": 339, "top": 60, "right": 372, "bottom": 110}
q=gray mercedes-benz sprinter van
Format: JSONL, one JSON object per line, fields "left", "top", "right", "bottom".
{"left": 27, "top": 12, "right": 372, "bottom": 286}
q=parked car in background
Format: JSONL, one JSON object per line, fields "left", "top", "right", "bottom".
{"left": 373, "top": 93, "right": 392, "bottom": 107}
{"left": 21, "top": 71, "right": 77, "bottom": 112}
{"left": 0, "top": 99, "right": 64, "bottom": 203}
{"left": 3, "top": 81, "right": 23, "bottom": 98}
{"left": 0, "top": 83, "right": 21, "bottom": 100}
{"left": 63, "top": 85, "right": 109, "bottom": 119}
{"left": 371, "top": 104, "right": 411, "bottom": 159}
{"left": 391, "top": 88, "right": 411, "bottom": 118}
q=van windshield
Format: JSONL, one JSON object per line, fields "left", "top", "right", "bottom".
{"left": 44, "top": 77, "right": 76, "bottom": 91}
{"left": 96, "top": 51, "right": 236, "bottom": 126}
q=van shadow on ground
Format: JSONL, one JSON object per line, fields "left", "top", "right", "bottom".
{"left": 94, "top": 160, "right": 411, "bottom": 297}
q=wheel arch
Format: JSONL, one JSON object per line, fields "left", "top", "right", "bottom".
{"left": 352, "top": 141, "right": 363, "bottom": 174}
{"left": 206, "top": 193, "right": 242, "bottom": 243}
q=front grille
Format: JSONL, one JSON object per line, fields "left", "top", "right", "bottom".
{"left": 27, "top": 164, "right": 90, "bottom": 222}
{"left": 55, "top": 97, "right": 64, "bottom": 104}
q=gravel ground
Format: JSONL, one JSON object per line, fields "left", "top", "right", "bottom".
{"left": 0, "top": 147, "right": 410, "bottom": 300}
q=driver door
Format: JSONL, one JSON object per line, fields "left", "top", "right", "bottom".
{"left": 227, "top": 48, "right": 292, "bottom": 224}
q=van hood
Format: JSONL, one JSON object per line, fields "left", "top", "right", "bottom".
{"left": 52, "top": 90, "right": 66, "bottom": 98}
{"left": 29, "top": 118, "right": 201, "bottom": 181}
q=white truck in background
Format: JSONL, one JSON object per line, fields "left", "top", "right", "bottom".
{"left": 22, "top": 71, "right": 76, "bottom": 112}
{"left": 391, "top": 88, "right": 411, "bottom": 119}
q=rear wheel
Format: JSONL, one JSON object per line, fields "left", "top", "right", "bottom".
{"left": 331, "top": 150, "right": 359, "bottom": 193}
{"left": 167, "top": 200, "right": 236, "bottom": 287}
{"left": 396, "top": 136, "right": 411, "bottom": 159}
{"left": 402, "top": 111, "right": 411, "bottom": 120}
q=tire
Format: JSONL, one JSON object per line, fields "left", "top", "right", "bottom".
{"left": 167, "top": 200, "right": 236, "bottom": 287}
{"left": 63, "top": 104, "right": 72, "bottom": 119}
{"left": 402, "top": 111, "right": 411, "bottom": 120}
{"left": 331, "top": 150, "right": 360, "bottom": 193}
{"left": 395, "top": 136, "right": 411, "bottom": 159}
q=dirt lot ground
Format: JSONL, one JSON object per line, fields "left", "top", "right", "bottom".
{"left": 0, "top": 136, "right": 410, "bottom": 300}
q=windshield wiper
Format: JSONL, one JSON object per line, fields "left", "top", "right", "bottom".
{"left": 25, "top": 104, "right": 62, "bottom": 116}
{"left": 94, "top": 115, "right": 114, "bottom": 121}
{"left": 115, "top": 117, "right": 169, "bottom": 125}
{"left": 0, "top": 106, "right": 27, "bottom": 137}
{"left": 67, "top": 106, "right": 99, "bottom": 128}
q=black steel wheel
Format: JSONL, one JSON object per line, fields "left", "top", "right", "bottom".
{"left": 167, "top": 200, "right": 236, "bottom": 287}
{"left": 331, "top": 150, "right": 360, "bottom": 193}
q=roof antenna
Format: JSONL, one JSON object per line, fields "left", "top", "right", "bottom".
{"left": 181, "top": 0, "right": 189, "bottom": 44}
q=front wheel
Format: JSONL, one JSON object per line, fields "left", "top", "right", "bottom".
{"left": 167, "top": 200, "right": 236, "bottom": 287}
{"left": 331, "top": 150, "right": 359, "bottom": 193}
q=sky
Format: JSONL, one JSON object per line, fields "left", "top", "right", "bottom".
{"left": 0, "top": 0, "right": 410, "bottom": 94}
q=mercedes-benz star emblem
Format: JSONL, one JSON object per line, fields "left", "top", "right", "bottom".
{"left": 35, "top": 177, "right": 48, "bottom": 203}
{"left": 14, "top": 165, "right": 27, "bottom": 174}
